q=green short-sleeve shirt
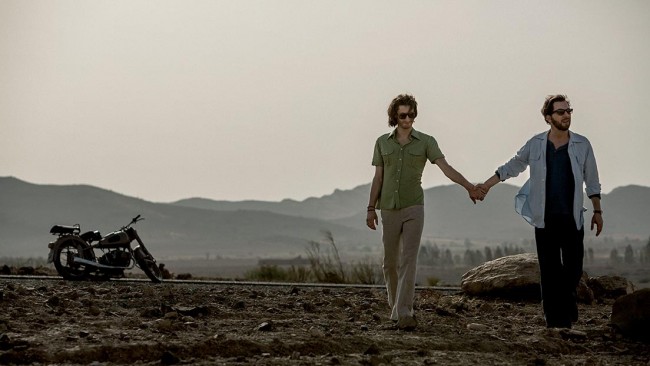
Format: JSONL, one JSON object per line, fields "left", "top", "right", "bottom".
{"left": 371, "top": 129, "right": 444, "bottom": 210}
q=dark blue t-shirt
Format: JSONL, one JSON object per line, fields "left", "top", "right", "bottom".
{"left": 545, "top": 140, "right": 574, "bottom": 217}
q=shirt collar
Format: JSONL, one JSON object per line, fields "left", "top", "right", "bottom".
{"left": 387, "top": 128, "right": 422, "bottom": 141}
{"left": 534, "top": 130, "right": 586, "bottom": 144}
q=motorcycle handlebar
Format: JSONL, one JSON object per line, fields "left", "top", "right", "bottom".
{"left": 123, "top": 215, "right": 144, "bottom": 229}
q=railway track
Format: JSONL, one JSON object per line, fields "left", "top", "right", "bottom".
{"left": 0, "top": 274, "right": 462, "bottom": 294}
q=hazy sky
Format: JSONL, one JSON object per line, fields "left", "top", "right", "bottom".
{"left": 2, "top": 1, "right": 649, "bottom": 202}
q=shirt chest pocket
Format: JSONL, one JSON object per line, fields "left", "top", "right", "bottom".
{"left": 527, "top": 147, "right": 543, "bottom": 176}
{"left": 381, "top": 147, "right": 395, "bottom": 166}
{"left": 529, "top": 147, "right": 542, "bottom": 162}
{"left": 573, "top": 146, "right": 586, "bottom": 166}
{"left": 407, "top": 150, "right": 427, "bottom": 169}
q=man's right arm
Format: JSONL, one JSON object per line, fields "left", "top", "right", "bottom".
{"left": 366, "top": 166, "right": 383, "bottom": 230}
{"left": 478, "top": 173, "right": 502, "bottom": 193}
{"left": 478, "top": 140, "right": 532, "bottom": 196}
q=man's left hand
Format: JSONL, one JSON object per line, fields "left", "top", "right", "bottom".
{"left": 591, "top": 213, "right": 603, "bottom": 236}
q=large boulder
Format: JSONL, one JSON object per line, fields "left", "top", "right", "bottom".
{"left": 587, "top": 276, "right": 635, "bottom": 301}
{"left": 461, "top": 253, "right": 541, "bottom": 300}
{"left": 610, "top": 288, "right": 650, "bottom": 341}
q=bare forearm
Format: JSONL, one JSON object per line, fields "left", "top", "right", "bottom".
{"left": 368, "top": 176, "right": 382, "bottom": 207}
{"left": 590, "top": 196, "right": 602, "bottom": 211}
{"left": 483, "top": 174, "right": 501, "bottom": 188}
{"left": 443, "top": 166, "right": 473, "bottom": 191}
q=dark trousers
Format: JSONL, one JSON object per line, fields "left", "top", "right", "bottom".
{"left": 534, "top": 214, "right": 584, "bottom": 328}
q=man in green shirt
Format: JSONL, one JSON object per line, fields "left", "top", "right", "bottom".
{"left": 366, "top": 94, "right": 483, "bottom": 330}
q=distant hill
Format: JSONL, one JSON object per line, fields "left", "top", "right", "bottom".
{"left": 174, "top": 182, "right": 650, "bottom": 243}
{"left": 1, "top": 176, "right": 649, "bottom": 259}
{"left": 173, "top": 184, "right": 369, "bottom": 221}
{"left": 0, "top": 177, "right": 376, "bottom": 258}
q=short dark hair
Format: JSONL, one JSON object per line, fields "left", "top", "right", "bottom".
{"left": 541, "top": 94, "right": 570, "bottom": 119}
{"left": 387, "top": 94, "right": 418, "bottom": 127}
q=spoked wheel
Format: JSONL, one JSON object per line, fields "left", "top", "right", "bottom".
{"left": 53, "top": 239, "right": 91, "bottom": 280}
{"left": 134, "top": 247, "right": 162, "bottom": 283}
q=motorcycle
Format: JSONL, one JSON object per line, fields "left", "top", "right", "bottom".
{"left": 47, "top": 215, "right": 162, "bottom": 282}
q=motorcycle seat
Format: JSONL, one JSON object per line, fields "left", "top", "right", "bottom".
{"left": 50, "top": 225, "right": 80, "bottom": 235}
{"left": 80, "top": 230, "right": 102, "bottom": 242}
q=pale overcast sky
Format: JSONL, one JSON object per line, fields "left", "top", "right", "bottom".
{"left": 1, "top": 1, "right": 649, "bottom": 202}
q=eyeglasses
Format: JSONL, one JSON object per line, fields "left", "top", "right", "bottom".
{"left": 552, "top": 108, "right": 573, "bottom": 116}
{"left": 398, "top": 112, "right": 416, "bottom": 120}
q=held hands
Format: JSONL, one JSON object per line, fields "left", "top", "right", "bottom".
{"left": 476, "top": 183, "right": 490, "bottom": 196}
{"left": 467, "top": 184, "right": 488, "bottom": 204}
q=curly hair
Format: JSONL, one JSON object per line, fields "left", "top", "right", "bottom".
{"left": 387, "top": 94, "right": 418, "bottom": 127}
{"left": 541, "top": 94, "right": 570, "bottom": 121}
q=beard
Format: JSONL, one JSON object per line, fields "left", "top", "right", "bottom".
{"left": 551, "top": 117, "right": 570, "bottom": 131}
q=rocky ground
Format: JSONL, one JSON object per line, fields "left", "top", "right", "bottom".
{"left": 0, "top": 275, "right": 649, "bottom": 366}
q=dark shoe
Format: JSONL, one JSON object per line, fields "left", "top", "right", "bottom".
{"left": 546, "top": 321, "right": 571, "bottom": 329}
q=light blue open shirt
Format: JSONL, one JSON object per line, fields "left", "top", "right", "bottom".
{"left": 496, "top": 131, "right": 601, "bottom": 229}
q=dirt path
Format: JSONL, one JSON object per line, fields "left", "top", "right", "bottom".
{"left": 1, "top": 278, "right": 648, "bottom": 365}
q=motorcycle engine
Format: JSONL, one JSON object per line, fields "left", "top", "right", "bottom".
{"left": 99, "top": 250, "right": 131, "bottom": 267}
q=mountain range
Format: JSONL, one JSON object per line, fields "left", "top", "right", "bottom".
{"left": 1, "top": 176, "right": 648, "bottom": 259}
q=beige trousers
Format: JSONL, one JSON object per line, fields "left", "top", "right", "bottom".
{"left": 380, "top": 205, "right": 424, "bottom": 320}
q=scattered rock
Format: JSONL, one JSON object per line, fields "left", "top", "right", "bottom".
{"left": 141, "top": 307, "right": 163, "bottom": 318}
{"left": 154, "top": 319, "right": 175, "bottom": 332}
{"left": 610, "top": 288, "right": 650, "bottom": 341}
{"left": 257, "top": 322, "right": 273, "bottom": 331}
{"left": 331, "top": 298, "right": 350, "bottom": 307}
{"left": 17, "top": 267, "right": 34, "bottom": 275}
{"left": 309, "top": 326, "right": 325, "bottom": 337}
{"left": 588, "top": 276, "right": 635, "bottom": 301}
{"left": 158, "top": 264, "right": 173, "bottom": 280}
{"left": 460, "top": 253, "right": 541, "bottom": 300}
{"left": 161, "top": 350, "right": 181, "bottom": 365}
{"left": 176, "top": 273, "right": 192, "bottom": 280}
{"left": 467, "top": 323, "right": 489, "bottom": 331}
{"left": 576, "top": 271, "right": 594, "bottom": 304}
{"left": 559, "top": 329, "right": 587, "bottom": 341}
{"left": 45, "top": 295, "right": 60, "bottom": 307}
{"left": 0, "top": 334, "right": 11, "bottom": 351}
{"left": 164, "top": 311, "right": 179, "bottom": 319}
{"left": 88, "top": 306, "right": 101, "bottom": 316}
{"left": 364, "top": 343, "right": 380, "bottom": 355}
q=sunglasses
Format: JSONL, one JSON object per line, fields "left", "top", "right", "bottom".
{"left": 398, "top": 112, "right": 416, "bottom": 120}
{"left": 552, "top": 108, "right": 574, "bottom": 116}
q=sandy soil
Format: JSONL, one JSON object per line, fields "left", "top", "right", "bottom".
{"left": 1, "top": 276, "right": 649, "bottom": 366}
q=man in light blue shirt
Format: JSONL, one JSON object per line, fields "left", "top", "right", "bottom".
{"left": 479, "top": 94, "right": 603, "bottom": 328}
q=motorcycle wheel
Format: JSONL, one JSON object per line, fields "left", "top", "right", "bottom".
{"left": 133, "top": 247, "right": 163, "bottom": 283}
{"left": 53, "top": 239, "right": 91, "bottom": 280}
